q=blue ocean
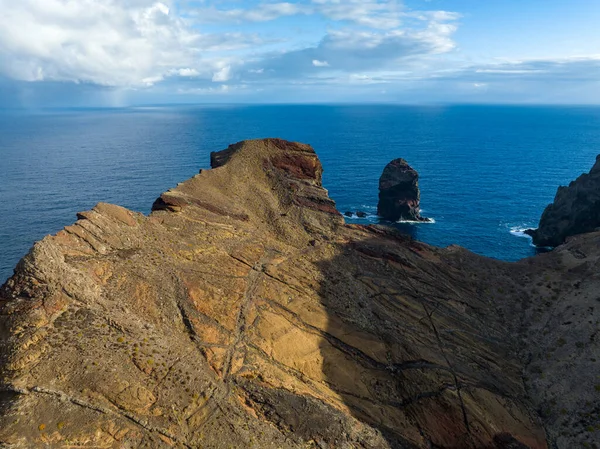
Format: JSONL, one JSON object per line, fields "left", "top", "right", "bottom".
{"left": 2, "top": 105, "right": 600, "bottom": 283}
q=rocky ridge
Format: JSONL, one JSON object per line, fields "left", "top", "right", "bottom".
{"left": 526, "top": 155, "right": 600, "bottom": 247}
{"left": 0, "top": 139, "right": 598, "bottom": 448}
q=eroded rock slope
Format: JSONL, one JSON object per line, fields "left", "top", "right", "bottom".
{"left": 0, "top": 139, "right": 598, "bottom": 449}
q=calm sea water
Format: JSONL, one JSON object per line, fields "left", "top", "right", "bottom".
{"left": 2, "top": 105, "right": 600, "bottom": 283}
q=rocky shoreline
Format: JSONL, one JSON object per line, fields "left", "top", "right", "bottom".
{"left": 0, "top": 139, "right": 598, "bottom": 448}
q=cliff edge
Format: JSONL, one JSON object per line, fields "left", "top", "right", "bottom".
{"left": 527, "top": 155, "right": 600, "bottom": 247}
{"left": 1, "top": 139, "right": 599, "bottom": 448}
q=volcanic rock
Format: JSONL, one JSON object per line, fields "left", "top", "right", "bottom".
{"left": 378, "top": 158, "right": 429, "bottom": 222}
{"left": 0, "top": 139, "right": 599, "bottom": 448}
{"left": 526, "top": 155, "right": 600, "bottom": 247}
{"left": 343, "top": 211, "right": 368, "bottom": 218}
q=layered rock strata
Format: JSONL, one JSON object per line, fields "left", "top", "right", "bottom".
{"left": 0, "top": 139, "right": 598, "bottom": 448}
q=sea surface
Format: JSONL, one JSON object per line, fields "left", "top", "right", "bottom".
{"left": 2, "top": 104, "right": 600, "bottom": 283}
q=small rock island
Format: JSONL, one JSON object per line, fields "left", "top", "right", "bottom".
{"left": 377, "top": 158, "right": 431, "bottom": 222}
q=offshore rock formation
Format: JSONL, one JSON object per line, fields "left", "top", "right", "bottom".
{"left": 526, "top": 155, "right": 600, "bottom": 247}
{"left": 0, "top": 139, "right": 599, "bottom": 449}
{"left": 377, "top": 159, "right": 429, "bottom": 222}
{"left": 344, "top": 211, "right": 368, "bottom": 218}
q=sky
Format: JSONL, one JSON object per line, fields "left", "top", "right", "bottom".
{"left": 0, "top": 0, "right": 599, "bottom": 107}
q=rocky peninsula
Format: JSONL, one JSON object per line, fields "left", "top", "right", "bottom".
{"left": 526, "top": 155, "right": 600, "bottom": 247}
{"left": 0, "top": 139, "right": 599, "bottom": 448}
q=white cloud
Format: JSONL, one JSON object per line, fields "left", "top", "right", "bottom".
{"left": 250, "top": 13, "right": 460, "bottom": 79}
{"left": 0, "top": 0, "right": 261, "bottom": 87}
{"left": 475, "top": 69, "right": 547, "bottom": 74}
{"left": 189, "top": 2, "right": 309, "bottom": 23}
{"left": 0, "top": 0, "right": 467, "bottom": 101}
{"left": 177, "top": 68, "right": 200, "bottom": 77}
{"left": 349, "top": 74, "right": 389, "bottom": 84}
{"left": 458, "top": 57, "right": 600, "bottom": 82}
{"left": 212, "top": 66, "right": 232, "bottom": 82}
{"left": 181, "top": 2, "right": 461, "bottom": 87}
{"left": 406, "top": 10, "right": 461, "bottom": 22}
{"left": 142, "top": 75, "right": 165, "bottom": 86}
{"left": 178, "top": 84, "right": 232, "bottom": 95}
{"left": 399, "top": 56, "right": 600, "bottom": 103}
{"left": 312, "top": 0, "right": 403, "bottom": 29}
{"left": 187, "top": 0, "right": 407, "bottom": 28}
{"left": 0, "top": 0, "right": 200, "bottom": 86}
{"left": 186, "top": 0, "right": 459, "bottom": 33}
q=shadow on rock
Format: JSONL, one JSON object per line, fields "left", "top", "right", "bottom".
{"left": 314, "top": 227, "right": 547, "bottom": 448}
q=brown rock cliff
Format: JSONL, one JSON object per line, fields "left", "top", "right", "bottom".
{"left": 0, "top": 139, "right": 598, "bottom": 448}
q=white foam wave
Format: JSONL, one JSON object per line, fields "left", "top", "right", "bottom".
{"left": 397, "top": 218, "right": 436, "bottom": 224}
{"left": 359, "top": 204, "right": 377, "bottom": 211}
{"left": 508, "top": 225, "right": 550, "bottom": 249}
{"left": 344, "top": 213, "right": 379, "bottom": 221}
{"left": 509, "top": 225, "right": 534, "bottom": 239}
{"left": 344, "top": 211, "right": 435, "bottom": 225}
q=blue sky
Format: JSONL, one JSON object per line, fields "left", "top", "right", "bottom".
{"left": 0, "top": 0, "right": 599, "bottom": 106}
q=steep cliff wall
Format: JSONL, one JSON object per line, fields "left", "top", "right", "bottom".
{"left": 527, "top": 155, "right": 600, "bottom": 247}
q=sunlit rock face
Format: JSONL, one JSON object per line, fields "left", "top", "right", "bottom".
{"left": 1, "top": 139, "right": 599, "bottom": 448}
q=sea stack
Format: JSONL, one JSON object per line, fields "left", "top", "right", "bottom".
{"left": 526, "top": 154, "right": 600, "bottom": 247}
{"left": 377, "top": 158, "right": 429, "bottom": 222}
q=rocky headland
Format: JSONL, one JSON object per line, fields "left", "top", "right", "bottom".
{"left": 0, "top": 139, "right": 599, "bottom": 448}
{"left": 526, "top": 155, "right": 600, "bottom": 247}
{"left": 377, "top": 159, "right": 430, "bottom": 223}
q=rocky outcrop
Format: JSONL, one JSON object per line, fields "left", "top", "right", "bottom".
{"left": 344, "top": 210, "right": 368, "bottom": 218}
{"left": 526, "top": 155, "right": 600, "bottom": 247}
{"left": 0, "top": 139, "right": 599, "bottom": 448}
{"left": 378, "top": 158, "right": 429, "bottom": 222}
